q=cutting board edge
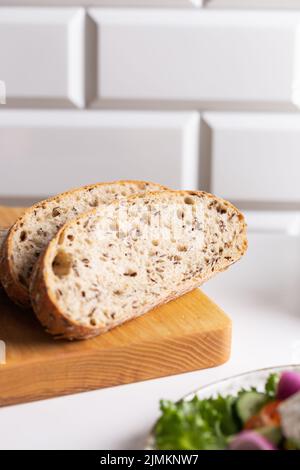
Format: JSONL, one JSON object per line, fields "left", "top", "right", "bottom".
{"left": 0, "top": 320, "right": 231, "bottom": 408}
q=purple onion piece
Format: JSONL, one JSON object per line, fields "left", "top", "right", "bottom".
{"left": 229, "top": 431, "right": 276, "bottom": 451}
{"left": 277, "top": 371, "right": 300, "bottom": 400}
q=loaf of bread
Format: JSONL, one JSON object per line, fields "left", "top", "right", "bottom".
{"left": 0, "top": 181, "right": 166, "bottom": 307}
{"left": 30, "top": 190, "right": 247, "bottom": 340}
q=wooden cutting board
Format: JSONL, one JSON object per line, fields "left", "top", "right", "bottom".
{"left": 0, "top": 206, "right": 231, "bottom": 407}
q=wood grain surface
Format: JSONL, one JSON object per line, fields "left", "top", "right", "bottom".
{"left": 0, "top": 205, "right": 231, "bottom": 407}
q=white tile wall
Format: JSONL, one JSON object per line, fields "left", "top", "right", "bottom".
{"left": 205, "top": 1, "right": 300, "bottom": 8}
{"left": 89, "top": 9, "right": 300, "bottom": 111}
{"left": 0, "top": 111, "right": 199, "bottom": 199}
{"left": 203, "top": 113, "right": 300, "bottom": 204}
{"left": 0, "top": 80, "right": 5, "bottom": 104}
{"left": 0, "top": 5, "right": 300, "bottom": 215}
{"left": 0, "top": 1, "right": 201, "bottom": 6}
{"left": 245, "top": 211, "right": 300, "bottom": 235}
{"left": 0, "top": 8, "right": 84, "bottom": 108}
{"left": 2, "top": 0, "right": 300, "bottom": 7}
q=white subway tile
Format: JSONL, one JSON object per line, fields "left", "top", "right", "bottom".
{"left": 245, "top": 211, "right": 300, "bottom": 236}
{"left": 0, "top": 1, "right": 201, "bottom": 6}
{"left": 203, "top": 113, "right": 300, "bottom": 204}
{"left": 205, "top": 0, "right": 300, "bottom": 9}
{"left": 0, "top": 111, "right": 199, "bottom": 198}
{"left": 89, "top": 9, "right": 300, "bottom": 111}
{"left": 0, "top": 8, "right": 84, "bottom": 108}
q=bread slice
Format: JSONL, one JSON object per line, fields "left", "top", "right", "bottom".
{"left": 30, "top": 190, "right": 247, "bottom": 340}
{"left": 0, "top": 181, "right": 167, "bottom": 307}
{"left": 0, "top": 229, "right": 7, "bottom": 289}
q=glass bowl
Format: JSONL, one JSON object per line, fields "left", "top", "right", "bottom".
{"left": 147, "top": 364, "right": 300, "bottom": 450}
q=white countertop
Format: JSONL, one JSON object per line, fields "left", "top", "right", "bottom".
{"left": 0, "top": 212, "right": 299, "bottom": 450}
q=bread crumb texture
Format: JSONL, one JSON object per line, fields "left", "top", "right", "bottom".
{"left": 30, "top": 191, "right": 247, "bottom": 339}
{"left": 2, "top": 181, "right": 165, "bottom": 305}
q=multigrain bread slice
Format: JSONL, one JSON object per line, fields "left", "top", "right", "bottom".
{"left": 30, "top": 190, "right": 247, "bottom": 340}
{"left": 0, "top": 229, "right": 7, "bottom": 289}
{"left": 0, "top": 180, "right": 167, "bottom": 307}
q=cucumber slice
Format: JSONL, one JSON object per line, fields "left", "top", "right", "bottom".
{"left": 236, "top": 391, "right": 267, "bottom": 424}
{"left": 257, "top": 426, "right": 282, "bottom": 445}
{"left": 284, "top": 438, "right": 300, "bottom": 450}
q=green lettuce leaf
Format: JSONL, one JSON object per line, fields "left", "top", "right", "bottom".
{"left": 264, "top": 373, "right": 279, "bottom": 399}
{"left": 155, "top": 394, "right": 240, "bottom": 450}
{"left": 154, "top": 373, "right": 279, "bottom": 450}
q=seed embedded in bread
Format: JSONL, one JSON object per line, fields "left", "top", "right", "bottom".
{"left": 0, "top": 180, "right": 167, "bottom": 307}
{"left": 0, "top": 229, "right": 7, "bottom": 249}
{"left": 30, "top": 190, "right": 247, "bottom": 340}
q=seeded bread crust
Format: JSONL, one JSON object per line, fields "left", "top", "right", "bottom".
{"left": 30, "top": 190, "right": 247, "bottom": 340}
{"left": 0, "top": 229, "right": 7, "bottom": 291}
{"left": 0, "top": 229, "right": 7, "bottom": 247}
{"left": 0, "top": 180, "right": 167, "bottom": 308}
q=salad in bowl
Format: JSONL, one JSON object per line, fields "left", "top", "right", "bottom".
{"left": 152, "top": 366, "right": 300, "bottom": 450}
